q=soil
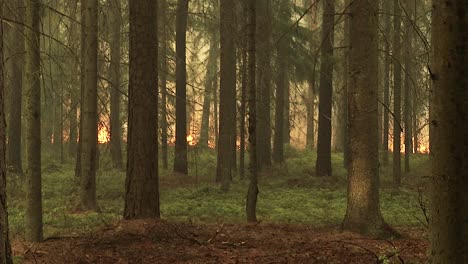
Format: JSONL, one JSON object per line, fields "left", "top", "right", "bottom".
{"left": 13, "top": 220, "right": 428, "bottom": 263}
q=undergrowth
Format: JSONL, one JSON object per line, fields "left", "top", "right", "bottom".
{"left": 6, "top": 146, "right": 429, "bottom": 239}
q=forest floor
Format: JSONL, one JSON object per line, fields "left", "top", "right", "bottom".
{"left": 7, "top": 147, "right": 431, "bottom": 263}
{"left": 13, "top": 219, "right": 428, "bottom": 263}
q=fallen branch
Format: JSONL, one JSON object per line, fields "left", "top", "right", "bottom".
{"left": 207, "top": 223, "right": 225, "bottom": 244}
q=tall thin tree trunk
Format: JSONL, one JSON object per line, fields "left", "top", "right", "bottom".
{"left": 6, "top": 0, "right": 24, "bottom": 174}
{"left": 392, "top": 0, "right": 402, "bottom": 187}
{"left": 159, "top": 0, "right": 169, "bottom": 169}
{"left": 109, "top": 0, "right": 123, "bottom": 170}
{"left": 246, "top": 0, "right": 258, "bottom": 222}
{"left": 79, "top": 0, "right": 99, "bottom": 211}
{"left": 305, "top": 0, "right": 317, "bottom": 149}
{"left": 174, "top": 0, "right": 189, "bottom": 176}
{"left": 256, "top": 0, "right": 272, "bottom": 171}
{"left": 216, "top": 0, "right": 237, "bottom": 191}
{"left": 199, "top": 29, "right": 218, "bottom": 149}
{"left": 0, "top": 4, "right": 13, "bottom": 261}
{"left": 24, "top": 0, "right": 43, "bottom": 242}
{"left": 403, "top": 0, "right": 413, "bottom": 173}
{"left": 240, "top": 34, "right": 247, "bottom": 179}
{"left": 315, "top": 0, "right": 335, "bottom": 177}
{"left": 342, "top": 0, "right": 350, "bottom": 168}
{"left": 273, "top": 1, "right": 289, "bottom": 164}
{"left": 382, "top": 0, "right": 391, "bottom": 165}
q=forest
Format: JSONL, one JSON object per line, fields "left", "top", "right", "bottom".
{"left": 0, "top": 0, "right": 466, "bottom": 263}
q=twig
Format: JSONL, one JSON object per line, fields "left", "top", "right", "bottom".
{"left": 207, "top": 223, "right": 225, "bottom": 244}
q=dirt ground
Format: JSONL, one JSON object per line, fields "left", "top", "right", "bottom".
{"left": 12, "top": 219, "right": 428, "bottom": 264}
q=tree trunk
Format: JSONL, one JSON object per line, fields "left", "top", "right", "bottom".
{"left": 174, "top": 0, "right": 189, "bottom": 176}
{"left": 24, "top": 0, "right": 43, "bottom": 242}
{"left": 382, "top": 0, "right": 391, "bottom": 166}
{"left": 256, "top": 0, "right": 272, "bottom": 171}
{"left": 109, "top": 0, "right": 123, "bottom": 170}
{"left": 199, "top": 28, "right": 218, "bottom": 149}
{"left": 216, "top": 0, "right": 237, "bottom": 191}
{"left": 240, "top": 33, "right": 247, "bottom": 179}
{"left": 430, "top": 0, "right": 468, "bottom": 262}
{"left": 342, "top": 0, "right": 394, "bottom": 237}
{"left": 6, "top": 0, "right": 24, "bottom": 174}
{"left": 0, "top": 5, "right": 13, "bottom": 261}
{"left": 342, "top": 0, "right": 350, "bottom": 168}
{"left": 315, "top": 0, "right": 334, "bottom": 177}
{"left": 305, "top": 0, "right": 317, "bottom": 149}
{"left": 403, "top": 0, "right": 413, "bottom": 173}
{"left": 124, "top": 0, "right": 160, "bottom": 219}
{"left": 246, "top": 0, "right": 258, "bottom": 222}
{"left": 392, "top": 0, "right": 401, "bottom": 187}
{"left": 159, "top": 0, "right": 169, "bottom": 169}
{"left": 273, "top": 1, "right": 289, "bottom": 164}
{"left": 79, "top": 0, "right": 98, "bottom": 211}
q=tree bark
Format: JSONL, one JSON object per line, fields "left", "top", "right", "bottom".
{"left": 273, "top": 1, "right": 289, "bottom": 164}
{"left": 430, "top": 0, "right": 468, "bottom": 262}
{"left": 246, "top": 0, "right": 258, "bottom": 222}
{"left": 216, "top": 0, "right": 237, "bottom": 191}
{"left": 403, "top": 0, "right": 413, "bottom": 173}
{"left": 256, "top": 0, "right": 272, "bottom": 171}
{"left": 79, "top": 0, "right": 99, "bottom": 211}
{"left": 109, "top": 0, "right": 123, "bottom": 170}
{"left": 392, "top": 0, "right": 402, "bottom": 187}
{"left": 24, "top": 0, "right": 43, "bottom": 242}
{"left": 0, "top": 4, "right": 13, "bottom": 261}
{"left": 6, "top": 0, "right": 24, "bottom": 174}
{"left": 124, "top": 0, "right": 160, "bottom": 219}
{"left": 159, "top": 0, "right": 169, "bottom": 169}
{"left": 382, "top": 0, "right": 391, "bottom": 165}
{"left": 174, "top": 0, "right": 189, "bottom": 176}
{"left": 342, "top": 0, "right": 394, "bottom": 237}
{"left": 315, "top": 0, "right": 334, "bottom": 177}
{"left": 199, "top": 27, "right": 218, "bottom": 149}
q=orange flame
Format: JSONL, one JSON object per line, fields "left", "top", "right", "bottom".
{"left": 98, "top": 126, "right": 110, "bottom": 144}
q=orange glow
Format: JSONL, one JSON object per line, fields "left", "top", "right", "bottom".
{"left": 98, "top": 126, "right": 110, "bottom": 144}
{"left": 418, "top": 145, "right": 429, "bottom": 154}
{"left": 187, "top": 135, "right": 196, "bottom": 146}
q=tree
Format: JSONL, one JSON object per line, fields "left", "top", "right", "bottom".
{"left": 159, "top": 0, "right": 169, "bottom": 169}
{"left": 342, "top": 0, "right": 393, "bottom": 236}
{"left": 381, "top": 0, "right": 392, "bottom": 165}
{"left": 403, "top": 0, "right": 414, "bottom": 173}
{"left": 305, "top": 0, "right": 318, "bottom": 149}
{"left": 246, "top": 0, "right": 258, "bottom": 222}
{"left": 273, "top": 0, "right": 290, "bottom": 164}
{"left": 216, "top": 0, "right": 236, "bottom": 191}
{"left": 79, "top": 0, "right": 98, "bottom": 211}
{"left": 174, "top": 0, "right": 189, "bottom": 176}
{"left": 109, "top": 0, "right": 123, "bottom": 170}
{"left": 256, "top": 0, "right": 272, "bottom": 171}
{"left": 6, "top": 0, "right": 24, "bottom": 174}
{"left": 124, "top": 0, "right": 160, "bottom": 219}
{"left": 0, "top": 3, "right": 13, "bottom": 260}
{"left": 315, "top": 0, "right": 335, "bottom": 177}
{"left": 24, "top": 0, "right": 43, "bottom": 242}
{"left": 199, "top": 2, "right": 219, "bottom": 150}
{"left": 430, "top": 0, "right": 468, "bottom": 262}
{"left": 392, "top": 0, "right": 402, "bottom": 187}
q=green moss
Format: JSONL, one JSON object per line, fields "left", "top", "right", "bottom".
{"left": 7, "top": 148, "right": 429, "bottom": 239}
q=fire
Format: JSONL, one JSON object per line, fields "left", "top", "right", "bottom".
{"left": 418, "top": 145, "right": 429, "bottom": 154}
{"left": 187, "top": 135, "right": 196, "bottom": 146}
{"left": 98, "top": 126, "right": 110, "bottom": 144}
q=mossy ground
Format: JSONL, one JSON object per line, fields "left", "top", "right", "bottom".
{"left": 7, "top": 145, "right": 429, "bottom": 240}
